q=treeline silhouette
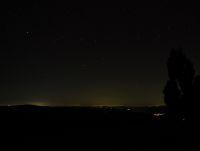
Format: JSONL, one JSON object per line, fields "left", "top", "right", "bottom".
{"left": 164, "top": 48, "right": 200, "bottom": 121}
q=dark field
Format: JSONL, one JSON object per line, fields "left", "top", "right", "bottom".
{"left": 0, "top": 106, "right": 195, "bottom": 150}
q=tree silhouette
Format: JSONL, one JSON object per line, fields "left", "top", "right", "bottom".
{"left": 164, "top": 48, "right": 198, "bottom": 119}
{"left": 163, "top": 80, "right": 181, "bottom": 116}
{"left": 192, "top": 75, "right": 200, "bottom": 115}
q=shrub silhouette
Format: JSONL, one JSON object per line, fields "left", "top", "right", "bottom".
{"left": 164, "top": 48, "right": 199, "bottom": 119}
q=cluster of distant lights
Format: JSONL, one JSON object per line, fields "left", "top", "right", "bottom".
{"left": 5, "top": 104, "right": 188, "bottom": 122}
{"left": 153, "top": 113, "right": 165, "bottom": 117}
{"left": 95, "top": 106, "right": 134, "bottom": 110}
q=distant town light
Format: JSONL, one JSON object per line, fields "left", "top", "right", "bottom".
{"left": 153, "top": 113, "right": 165, "bottom": 117}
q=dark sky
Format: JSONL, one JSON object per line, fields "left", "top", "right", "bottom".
{"left": 1, "top": 1, "right": 200, "bottom": 106}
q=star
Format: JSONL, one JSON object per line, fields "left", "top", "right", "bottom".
{"left": 157, "top": 34, "right": 161, "bottom": 39}
{"left": 25, "top": 31, "right": 32, "bottom": 35}
{"left": 100, "top": 57, "right": 105, "bottom": 65}
{"left": 80, "top": 37, "right": 84, "bottom": 41}
{"left": 136, "top": 33, "right": 141, "bottom": 40}
{"left": 25, "top": 31, "right": 32, "bottom": 39}
{"left": 81, "top": 64, "right": 88, "bottom": 70}
{"left": 167, "top": 26, "right": 171, "bottom": 31}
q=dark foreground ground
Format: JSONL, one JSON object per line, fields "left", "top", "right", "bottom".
{"left": 0, "top": 105, "right": 196, "bottom": 150}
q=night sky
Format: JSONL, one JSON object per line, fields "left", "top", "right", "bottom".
{"left": 1, "top": 1, "right": 200, "bottom": 106}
